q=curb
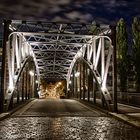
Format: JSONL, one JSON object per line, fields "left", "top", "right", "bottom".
{"left": 0, "top": 98, "right": 35, "bottom": 121}
{"left": 77, "top": 99, "right": 140, "bottom": 129}
{"left": 108, "top": 112, "right": 140, "bottom": 129}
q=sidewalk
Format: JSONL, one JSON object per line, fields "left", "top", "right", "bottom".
{"left": 82, "top": 98, "right": 140, "bottom": 128}
{"left": 0, "top": 99, "right": 35, "bottom": 121}
{"left": 109, "top": 103, "right": 140, "bottom": 128}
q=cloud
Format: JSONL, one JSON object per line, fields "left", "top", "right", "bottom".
{"left": 0, "top": 0, "right": 139, "bottom": 24}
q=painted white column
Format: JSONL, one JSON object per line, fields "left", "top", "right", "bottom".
{"left": 101, "top": 37, "right": 105, "bottom": 81}
{"left": 11, "top": 35, "right": 15, "bottom": 82}
{"left": 95, "top": 38, "right": 102, "bottom": 70}
{"left": 15, "top": 34, "right": 20, "bottom": 69}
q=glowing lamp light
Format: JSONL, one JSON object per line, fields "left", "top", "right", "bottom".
{"left": 75, "top": 72, "right": 80, "bottom": 77}
{"left": 38, "top": 91, "right": 41, "bottom": 95}
{"left": 58, "top": 82, "right": 62, "bottom": 85}
{"left": 35, "top": 80, "right": 39, "bottom": 84}
{"left": 8, "top": 85, "right": 14, "bottom": 92}
{"left": 29, "top": 71, "right": 34, "bottom": 76}
{"left": 69, "top": 80, "right": 72, "bottom": 84}
{"left": 14, "top": 75, "right": 18, "bottom": 80}
{"left": 101, "top": 86, "right": 107, "bottom": 92}
{"left": 77, "top": 51, "right": 82, "bottom": 57}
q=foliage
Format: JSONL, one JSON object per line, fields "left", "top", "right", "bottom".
{"left": 116, "top": 18, "right": 128, "bottom": 91}
{"left": 88, "top": 21, "right": 98, "bottom": 35}
{"left": 132, "top": 17, "right": 140, "bottom": 91}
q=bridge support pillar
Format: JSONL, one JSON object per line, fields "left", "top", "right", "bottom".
{"left": 79, "top": 62, "right": 82, "bottom": 100}
{"left": 83, "top": 62, "right": 85, "bottom": 100}
{"left": 93, "top": 81, "right": 96, "bottom": 104}
{"left": 25, "top": 68, "right": 28, "bottom": 100}
{"left": 0, "top": 20, "right": 10, "bottom": 112}
{"left": 87, "top": 68, "right": 90, "bottom": 102}
{"left": 72, "top": 69, "right": 75, "bottom": 98}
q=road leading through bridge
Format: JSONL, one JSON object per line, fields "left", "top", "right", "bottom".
{"left": 0, "top": 98, "right": 140, "bottom": 140}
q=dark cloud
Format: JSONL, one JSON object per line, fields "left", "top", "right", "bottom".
{"left": 0, "top": 0, "right": 139, "bottom": 24}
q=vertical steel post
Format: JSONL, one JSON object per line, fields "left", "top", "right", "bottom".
{"left": 17, "top": 82, "right": 19, "bottom": 104}
{"left": 25, "top": 66, "right": 29, "bottom": 100}
{"left": 111, "top": 25, "right": 118, "bottom": 112}
{"left": 0, "top": 20, "right": 10, "bottom": 112}
{"left": 72, "top": 69, "right": 75, "bottom": 97}
{"left": 79, "top": 62, "right": 82, "bottom": 99}
{"left": 83, "top": 62, "right": 85, "bottom": 100}
{"left": 22, "top": 72, "right": 24, "bottom": 101}
{"left": 87, "top": 69, "right": 90, "bottom": 102}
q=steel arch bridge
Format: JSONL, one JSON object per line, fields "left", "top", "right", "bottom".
{"left": 0, "top": 20, "right": 117, "bottom": 111}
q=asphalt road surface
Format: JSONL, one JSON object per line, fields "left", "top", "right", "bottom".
{"left": 0, "top": 98, "right": 140, "bottom": 140}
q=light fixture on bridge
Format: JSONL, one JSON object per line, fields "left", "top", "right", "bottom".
{"left": 101, "top": 86, "right": 107, "bottom": 92}
{"left": 69, "top": 80, "right": 72, "bottom": 84}
{"left": 29, "top": 70, "right": 34, "bottom": 76}
{"left": 38, "top": 91, "right": 41, "bottom": 96}
{"left": 77, "top": 51, "right": 82, "bottom": 57}
{"left": 8, "top": 85, "right": 14, "bottom": 93}
{"left": 14, "top": 75, "right": 18, "bottom": 80}
{"left": 75, "top": 71, "right": 80, "bottom": 77}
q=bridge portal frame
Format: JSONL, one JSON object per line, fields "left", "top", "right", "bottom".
{"left": 0, "top": 20, "right": 117, "bottom": 112}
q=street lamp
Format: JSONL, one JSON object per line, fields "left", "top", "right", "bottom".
{"left": 75, "top": 71, "right": 80, "bottom": 77}
{"left": 69, "top": 80, "right": 72, "bottom": 84}
{"left": 29, "top": 70, "right": 34, "bottom": 76}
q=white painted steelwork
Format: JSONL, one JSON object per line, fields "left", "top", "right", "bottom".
{"left": 6, "top": 21, "right": 113, "bottom": 108}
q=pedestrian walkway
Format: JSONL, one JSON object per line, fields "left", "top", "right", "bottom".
{"left": 109, "top": 103, "right": 140, "bottom": 128}
{"left": 80, "top": 99, "right": 140, "bottom": 129}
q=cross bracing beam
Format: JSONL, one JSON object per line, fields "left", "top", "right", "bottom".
{"left": 31, "top": 44, "right": 82, "bottom": 51}
{"left": 22, "top": 33, "right": 93, "bottom": 45}
{"left": 10, "top": 20, "right": 111, "bottom": 35}
{"left": 33, "top": 49, "right": 77, "bottom": 54}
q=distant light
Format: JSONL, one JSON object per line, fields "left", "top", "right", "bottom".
{"left": 58, "top": 82, "right": 62, "bottom": 85}
{"left": 70, "top": 74, "right": 73, "bottom": 77}
{"left": 35, "top": 80, "right": 39, "bottom": 84}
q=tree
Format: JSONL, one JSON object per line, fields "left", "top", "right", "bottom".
{"left": 132, "top": 17, "right": 140, "bottom": 91}
{"left": 116, "top": 18, "right": 128, "bottom": 92}
{"left": 88, "top": 21, "right": 98, "bottom": 35}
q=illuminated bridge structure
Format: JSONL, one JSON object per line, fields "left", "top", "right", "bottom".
{"left": 0, "top": 20, "right": 117, "bottom": 112}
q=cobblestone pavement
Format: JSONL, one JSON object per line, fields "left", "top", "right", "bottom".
{"left": 0, "top": 99, "right": 140, "bottom": 140}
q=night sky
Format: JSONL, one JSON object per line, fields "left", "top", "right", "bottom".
{"left": 0, "top": 0, "right": 139, "bottom": 25}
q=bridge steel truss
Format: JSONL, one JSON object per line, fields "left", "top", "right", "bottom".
{"left": 0, "top": 20, "right": 117, "bottom": 111}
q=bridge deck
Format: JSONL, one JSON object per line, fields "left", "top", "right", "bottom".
{"left": 0, "top": 99, "right": 140, "bottom": 140}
